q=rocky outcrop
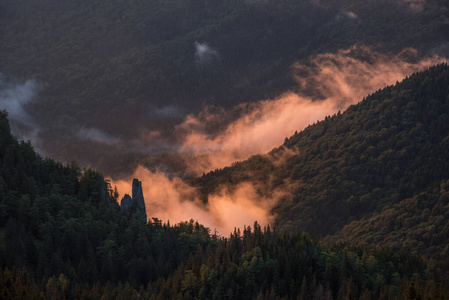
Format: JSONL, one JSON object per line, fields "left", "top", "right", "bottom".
{"left": 120, "top": 178, "right": 147, "bottom": 221}
{"left": 120, "top": 194, "right": 133, "bottom": 213}
{"left": 132, "top": 179, "right": 146, "bottom": 219}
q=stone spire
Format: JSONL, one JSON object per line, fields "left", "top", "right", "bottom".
{"left": 120, "top": 178, "right": 147, "bottom": 221}
{"left": 120, "top": 194, "right": 133, "bottom": 213}
{"left": 132, "top": 178, "right": 147, "bottom": 220}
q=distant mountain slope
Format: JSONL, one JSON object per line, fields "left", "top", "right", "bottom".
{"left": 194, "top": 63, "right": 449, "bottom": 260}
{"left": 0, "top": 0, "right": 447, "bottom": 139}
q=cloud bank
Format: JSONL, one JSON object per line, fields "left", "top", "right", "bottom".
{"left": 112, "top": 166, "right": 278, "bottom": 236}
{"left": 176, "top": 44, "right": 445, "bottom": 175}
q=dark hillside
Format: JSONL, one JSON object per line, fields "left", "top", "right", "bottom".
{"left": 194, "top": 63, "right": 449, "bottom": 262}
{"left": 2, "top": 110, "right": 448, "bottom": 299}
{"left": 0, "top": 109, "right": 214, "bottom": 290}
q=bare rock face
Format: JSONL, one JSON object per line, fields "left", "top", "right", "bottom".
{"left": 132, "top": 178, "right": 147, "bottom": 220}
{"left": 120, "top": 178, "right": 147, "bottom": 221}
{"left": 120, "top": 194, "right": 133, "bottom": 213}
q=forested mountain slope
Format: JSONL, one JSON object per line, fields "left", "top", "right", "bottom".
{"left": 194, "top": 64, "right": 449, "bottom": 264}
{"left": 2, "top": 109, "right": 448, "bottom": 299}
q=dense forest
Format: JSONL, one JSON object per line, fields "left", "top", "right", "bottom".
{"left": 1, "top": 0, "right": 449, "bottom": 298}
{"left": 1, "top": 67, "right": 449, "bottom": 298}
{"left": 0, "top": 0, "right": 448, "bottom": 174}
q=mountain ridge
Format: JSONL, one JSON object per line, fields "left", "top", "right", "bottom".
{"left": 193, "top": 63, "right": 449, "bottom": 263}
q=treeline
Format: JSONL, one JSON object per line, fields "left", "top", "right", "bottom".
{"left": 2, "top": 218, "right": 449, "bottom": 299}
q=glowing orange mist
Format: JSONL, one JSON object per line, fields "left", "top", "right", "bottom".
{"left": 176, "top": 45, "right": 445, "bottom": 175}
{"left": 112, "top": 45, "right": 445, "bottom": 235}
{"left": 111, "top": 166, "right": 276, "bottom": 236}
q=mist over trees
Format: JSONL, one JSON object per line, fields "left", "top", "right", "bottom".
{"left": 0, "top": 0, "right": 448, "bottom": 175}
{"left": 1, "top": 0, "right": 449, "bottom": 298}
{"left": 2, "top": 65, "right": 449, "bottom": 299}
{"left": 194, "top": 64, "right": 449, "bottom": 268}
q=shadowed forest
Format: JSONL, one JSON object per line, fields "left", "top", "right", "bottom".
{"left": 2, "top": 65, "right": 449, "bottom": 299}
{"left": 1, "top": 0, "right": 449, "bottom": 298}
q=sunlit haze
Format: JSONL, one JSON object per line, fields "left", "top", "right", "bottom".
{"left": 110, "top": 45, "right": 445, "bottom": 234}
